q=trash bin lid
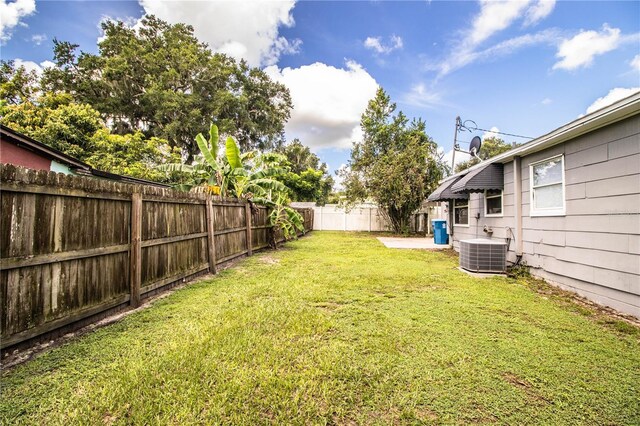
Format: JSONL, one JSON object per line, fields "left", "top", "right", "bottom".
{"left": 432, "top": 219, "right": 446, "bottom": 223}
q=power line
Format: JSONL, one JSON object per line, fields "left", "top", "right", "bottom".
{"left": 457, "top": 119, "right": 533, "bottom": 140}
{"left": 471, "top": 126, "right": 534, "bottom": 140}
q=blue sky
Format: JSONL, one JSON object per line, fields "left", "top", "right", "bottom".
{"left": 2, "top": 0, "right": 639, "bottom": 182}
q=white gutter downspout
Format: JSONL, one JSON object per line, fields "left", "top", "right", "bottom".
{"left": 513, "top": 156, "right": 523, "bottom": 256}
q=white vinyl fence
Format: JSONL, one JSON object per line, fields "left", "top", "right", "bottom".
{"left": 291, "top": 202, "right": 445, "bottom": 233}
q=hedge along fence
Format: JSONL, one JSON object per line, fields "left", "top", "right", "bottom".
{"left": 0, "top": 164, "right": 313, "bottom": 350}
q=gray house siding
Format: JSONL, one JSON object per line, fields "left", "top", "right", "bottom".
{"left": 451, "top": 162, "right": 517, "bottom": 263}
{"left": 450, "top": 114, "right": 640, "bottom": 317}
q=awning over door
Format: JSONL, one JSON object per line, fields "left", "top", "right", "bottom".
{"left": 427, "top": 176, "right": 470, "bottom": 202}
{"left": 450, "top": 162, "right": 503, "bottom": 193}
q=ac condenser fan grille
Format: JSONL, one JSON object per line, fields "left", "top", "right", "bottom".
{"left": 460, "top": 239, "right": 507, "bottom": 273}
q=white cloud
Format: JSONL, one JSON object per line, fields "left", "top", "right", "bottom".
{"left": 264, "top": 60, "right": 378, "bottom": 151}
{"left": 523, "top": 0, "right": 556, "bottom": 27}
{"left": 0, "top": 0, "right": 36, "bottom": 44}
{"left": 138, "top": 0, "right": 300, "bottom": 67}
{"left": 400, "top": 83, "right": 443, "bottom": 108}
{"left": 364, "top": 34, "right": 403, "bottom": 54}
{"left": 332, "top": 163, "right": 348, "bottom": 191}
{"left": 541, "top": 97, "right": 552, "bottom": 105}
{"left": 436, "top": 0, "right": 556, "bottom": 77}
{"left": 442, "top": 148, "right": 471, "bottom": 170}
{"left": 468, "top": 0, "right": 531, "bottom": 46}
{"left": 553, "top": 24, "right": 620, "bottom": 70}
{"left": 630, "top": 55, "right": 640, "bottom": 71}
{"left": 585, "top": 87, "right": 640, "bottom": 114}
{"left": 482, "top": 126, "right": 500, "bottom": 140}
{"left": 30, "top": 33, "right": 46, "bottom": 45}
{"left": 12, "top": 58, "right": 53, "bottom": 75}
{"left": 432, "top": 29, "right": 559, "bottom": 76}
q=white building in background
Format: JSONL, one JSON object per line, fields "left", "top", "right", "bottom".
{"left": 291, "top": 201, "right": 445, "bottom": 233}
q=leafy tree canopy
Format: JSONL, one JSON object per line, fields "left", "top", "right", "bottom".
{"left": 1, "top": 60, "right": 40, "bottom": 105}
{"left": 276, "top": 139, "right": 334, "bottom": 205}
{"left": 0, "top": 68, "right": 180, "bottom": 182}
{"left": 41, "top": 15, "right": 292, "bottom": 160}
{"left": 454, "top": 136, "right": 517, "bottom": 173}
{"left": 339, "top": 88, "right": 446, "bottom": 234}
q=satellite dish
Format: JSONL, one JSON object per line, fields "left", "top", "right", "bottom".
{"left": 469, "top": 136, "right": 482, "bottom": 158}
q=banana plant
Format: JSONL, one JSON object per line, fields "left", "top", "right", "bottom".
{"left": 253, "top": 191, "right": 304, "bottom": 248}
{"left": 161, "top": 123, "right": 302, "bottom": 244}
{"left": 162, "top": 123, "right": 289, "bottom": 200}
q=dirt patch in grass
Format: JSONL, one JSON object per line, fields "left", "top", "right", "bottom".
{"left": 312, "top": 301, "right": 350, "bottom": 312}
{"left": 503, "top": 372, "right": 552, "bottom": 405}
{"left": 414, "top": 406, "right": 439, "bottom": 422}
{"left": 258, "top": 255, "right": 280, "bottom": 265}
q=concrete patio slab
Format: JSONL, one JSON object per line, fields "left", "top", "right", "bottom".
{"left": 377, "top": 237, "right": 450, "bottom": 250}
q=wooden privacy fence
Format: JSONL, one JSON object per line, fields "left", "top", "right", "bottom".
{"left": 0, "top": 164, "right": 313, "bottom": 350}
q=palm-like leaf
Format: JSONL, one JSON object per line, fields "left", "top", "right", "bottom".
{"left": 209, "top": 123, "right": 219, "bottom": 157}
{"left": 157, "top": 163, "right": 195, "bottom": 173}
{"left": 225, "top": 136, "right": 242, "bottom": 169}
{"left": 248, "top": 178, "right": 287, "bottom": 193}
{"left": 196, "top": 133, "right": 219, "bottom": 170}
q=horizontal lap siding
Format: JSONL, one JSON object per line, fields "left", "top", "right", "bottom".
{"left": 520, "top": 115, "right": 640, "bottom": 316}
{"left": 449, "top": 116, "right": 639, "bottom": 316}
{"left": 452, "top": 162, "right": 515, "bottom": 261}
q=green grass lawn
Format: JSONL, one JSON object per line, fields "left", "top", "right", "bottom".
{"left": 2, "top": 232, "right": 639, "bottom": 425}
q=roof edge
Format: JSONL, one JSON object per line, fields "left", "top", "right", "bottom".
{"left": 0, "top": 124, "right": 92, "bottom": 170}
{"left": 448, "top": 91, "right": 640, "bottom": 179}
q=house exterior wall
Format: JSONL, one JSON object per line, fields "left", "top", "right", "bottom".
{"left": 0, "top": 139, "right": 52, "bottom": 171}
{"left": 50, "top": 160, "right": 74, "bottom": 175}
{"left": 451, "top": 114, "right": 640, "bottom": 318}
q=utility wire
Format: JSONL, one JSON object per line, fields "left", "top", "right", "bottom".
{"left": 457, "top": 119, "right": 533, "bottom": 140}
{"left": 471, "top": 126, "right": 534, "bottom": 140}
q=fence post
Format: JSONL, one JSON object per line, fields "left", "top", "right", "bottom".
{"left": 129, "top": 192, "right": 142, "bottom": 308}
{"left": 245, "top": 202, "right": 253, "bottom": 256}
{"left": 303, "top": 210, "right": 307, "bottom": 235}
{"left": 206, "top": 196, "right": 217, "bottom": 274}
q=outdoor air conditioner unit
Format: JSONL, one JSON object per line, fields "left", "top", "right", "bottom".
{"left": 459, "top": 239, "right": 507, "bottom": 273}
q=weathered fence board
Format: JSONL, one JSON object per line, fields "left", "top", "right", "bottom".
{"left": 0, "top": 164, "right": 312, "bottom": 350}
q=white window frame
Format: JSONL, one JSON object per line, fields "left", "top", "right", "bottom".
{"left": 529, "top": 154, "right": 566, "bottom": 217}
{"left": 484, "top": 190, "right": 503, "bottom": 217}
{"left": 453, "top": 199, "right": 469, "bottom": 227}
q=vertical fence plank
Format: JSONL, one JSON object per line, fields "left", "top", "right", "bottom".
{"left": 129, "top": 192, "right": 142, "bottom": 308}
{"left": 245, "top": 202, "right": 253, "bottom": 256}
{"left": 206, "top": 196, "right": 217, "bottom": 274}
{"left": 1, "top": 164, "right": 315, "bottom": 349}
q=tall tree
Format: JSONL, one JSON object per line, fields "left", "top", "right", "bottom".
{"left": 42, "top": 15, "right": 292, "bottom": 160}
{"left": 0, "top": 60, "right": 40, "bottom": 105}
{"left": 278, "top": 138, "right": 322, "bottom": 173}
{"left": 0, "top": 92, "right": 180, "bottom": 182}
{"left": 277, "top": 139, "right": 334, "bottom": 204}
{"left": 339, "top": 88, "right": 445, "bottom": 233}
{"left": 454, "top": 136, "right": 516, "bottom": 172}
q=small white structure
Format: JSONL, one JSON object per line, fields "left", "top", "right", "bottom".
{"left": 291, "top": 201, "right": 445, "bottom": 233}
